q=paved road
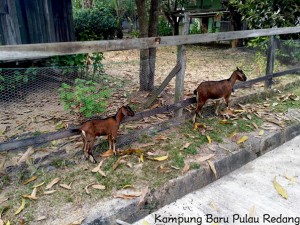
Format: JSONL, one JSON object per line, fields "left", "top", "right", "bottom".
{"left": 134, "top": 135, "right": 300, "bottom": 225}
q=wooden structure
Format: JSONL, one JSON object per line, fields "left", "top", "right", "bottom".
{"left": 0, "top": 0, "right": 74, "bottom": 45}
{"left": 0, "top": 26, "right": 300, "bottom": 151}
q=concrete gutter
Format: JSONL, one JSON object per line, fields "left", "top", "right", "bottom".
{"left": 80, "top": 120, "right": 300, "bottom": 225}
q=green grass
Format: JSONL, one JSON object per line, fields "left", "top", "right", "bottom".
{"left": 2, "top": 83, "right": 300, "bottom": 224}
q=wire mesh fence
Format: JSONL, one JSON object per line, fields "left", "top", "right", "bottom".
{"left": 0, "top": 39, "right": 299, "bottom": 144}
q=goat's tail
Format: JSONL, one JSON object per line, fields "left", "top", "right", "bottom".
{"left": 194, "top": 89, "right": 199, "bottom": 102}
{"left": 81, "top": 130, "right": 86, "bottom": 138}
{"left": 70, "top": 128, "right": 81, "bottom": 134}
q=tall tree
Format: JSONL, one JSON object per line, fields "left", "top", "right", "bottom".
{"left": 135, "top": 0, "right": 159, "bottom": 91}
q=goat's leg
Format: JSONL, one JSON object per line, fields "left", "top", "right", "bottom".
{"left": 87, "top": 137, "right": 97, "bottom": 164}
{"left": 193, "top": 101, "right": 205, "bottom": 123}
{"left": 214, "top": 100, "right": 220, "bottom": 116}
{"left": 108, "top": 135, "right": 112, "bottom": 150}
{"left": 110, "top": 132, "right": 117, "bottom": 155}
{"left": 112, "top": 138, "right": 117, "bottom": 155}
{"left": 81, "top": 132, "right": 89, "bottom": 160}
{"left": 224, "top": 96, "right": 230, "bottom": 109}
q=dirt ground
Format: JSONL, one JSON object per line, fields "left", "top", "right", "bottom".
{"left": 0, "top": 45, "right": 299, "bottom": 224}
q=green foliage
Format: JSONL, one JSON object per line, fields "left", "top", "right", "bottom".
{"left": 276, "top": 39, "right": 300, "bottom": 64}
{"left": 46, "top": 53, "right": 104, "bottom": 80}
{"left": 189, "top": 19, "right": 201, "bottom": 34}
{"left": 0, "top": 67, "right": 37, "bottom": 92}
{"left": 158, "top": 16, "right": 173, "bottom": 36}
{"left": 130, "top": 29, "right": 140, "bottom": 38}
{"left": 59, "top": 79, "right": 111, "bottom": 118}
{"left": 73, "top": 8, "right": 118, "bottom": 41}
{"left": 229, "top": 0, "right": 300, "bottom": 30}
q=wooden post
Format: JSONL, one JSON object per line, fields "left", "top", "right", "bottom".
{"left": 265, "top": 35, "right": 275, "bottom": 89}
{"left": 175, "top": 13, "right": 189, "bottom": 116}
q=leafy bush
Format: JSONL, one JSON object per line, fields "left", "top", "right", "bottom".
{"left": 46, "top": 53, "right": 105, "bottom": 80}
{"left": 0, "top": 67, "right": 37, "bottom": 92}
{"left": 59, "top": 79, "right": 111, "bottom": 118}
{"left": 158, "top": 17, "right": 173, "bottom": 36}
{"left": 73, "top": 8, "right": 118, "bottom": 41}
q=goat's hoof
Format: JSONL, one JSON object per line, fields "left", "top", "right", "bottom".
{"left": 89, "top": 155, "right": 97, "bottom": 164}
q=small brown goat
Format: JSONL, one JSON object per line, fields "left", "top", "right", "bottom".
{"left": 193, "top": 67, "right": 247, "bottom": 123}
{"left": 79, "top": 105, "right": 135, "bottom": 163}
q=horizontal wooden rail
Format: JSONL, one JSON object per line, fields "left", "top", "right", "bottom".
{"left": 234, "top": 67, "right": 300, "bottom": 89}
{"left": 0, "top": 66, "right": 299, "bottom": 152}
{"left": 0, "top": 27, "right": 299, "bottom": 61}
{"left": 0, "top": 98, "right": 196, "bottom": 152}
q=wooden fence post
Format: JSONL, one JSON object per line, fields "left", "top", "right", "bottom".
{"left": 175, "top": 13, "right": 189, "bottom": 116}
{"left": 265, "top": 35, "right": 275, "bottom": 89}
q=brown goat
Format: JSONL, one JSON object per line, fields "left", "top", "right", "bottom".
{"left": 193, "top": 67, "right": 247, "bottom": 123}
{"left": 80, "top": 105, "right": 135, "bottom": 163}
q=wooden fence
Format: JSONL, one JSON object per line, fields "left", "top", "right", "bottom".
{"left": 0, "top": 26, "right": 300, "bottom": 151}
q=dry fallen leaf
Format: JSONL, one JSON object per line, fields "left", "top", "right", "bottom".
{"left": 258, "top": 130, "right": 264, "bottom": 136}
{"left": 92, "top": 161, "right": 104, "bottom": 173}
{"left": 283, "top": 174, "right": 298, "bottom": 183}
{"left": 69, "top": 217, "right": 85, "bottom": 225}
{"left": 60, "top": 183, "right": 72, "bottom": 190}
{"left": 36, "top": 216, "right": 47, "bottom": 221}
{"left": 0, "top": 197, "right": 8, "bottom": 205}
{"left": 92, "top": 184, "right": 106, "bottom": 190}
{"left": 85, "top": 184, "right": 94, "bottom": 195}
{"left": 32, "top": 182, "right": 45, "bottom": 188}
{"left": 209, "top": 201, "right": 219, "bottom": 211}
{"left": 248, "top": 205, "right": 256, "bottom": 217}
{"left": 44, "top": 190, "right": 57, "bottom": 195}
{"left": 219, "top": 119, "right": 232, "bottom": 125}
{"left": 206, "top": 135, "right": 212, "bottom": 144}
{"left": 23, "top": 176, "right": 37, "bottom": 185}
{"left": 182, "top": 163, "right": 190, "bottom": 175}
{"left": 237, "top": 136, "right": 249, "bottom": 144}
{"left": 207, "top": 160, "right": 217, "bottom": 178}
{"left": 138, "top": 186, "right": 149, "bottom": 207}
{"left": 101, "top": 149, "right": 114, "bottom": 157}
{"left": 252, "top": 122, "right": 258, "bottom": 129}
{"left": 181, "top": 142, "right": 191, "bottom": 150}
{"left": 194, "top": 123, "right": 206, "bottom": 130}
{"left": 113, "top": 193, "right": 141, "bottom": 199}
{"left": 142, "top": 220, "right": 150, "bottom": 225}
{"left": 227, "top": 130, "right": 237, "bottom": 138}
{"left": 196, "top": 154, "right": 215, "bottom": 163}
{"left": 18, "top": 147, "right": 35, "bottom": 165}
{"left": 273, "top": 176, "right": 288, "bottom": 199}
{"left": 155, "top": 135, "right": 168, "bottom": 140}
{"left": 23, "top": 187, "right": 37, "bottom": 200}
{"left": 45, "top": 178, "right": 60, "bottom": 189}
{"left": 152, "top": 155, "right": 168, "bottom": 161}
{"left": 14, "top": 198, "right": 25, "bottom": 215}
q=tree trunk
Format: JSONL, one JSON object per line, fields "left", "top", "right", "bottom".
{"left": 135, "top": 0, "right": 149, "bottom": 91}
{"left": 135, "top": 0, "right": 159, "bottom": 91}
{"left": 147, "top": 0, "right": 159, "bottom": 91}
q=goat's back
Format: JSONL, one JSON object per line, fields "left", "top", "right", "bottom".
{"left": 195, "top": 80, "right": 231, "bottom": 100}
{"left": 80, "top": 117, "right": 118, "bottom": 136}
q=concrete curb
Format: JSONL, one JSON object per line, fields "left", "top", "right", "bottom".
{"left": 82, "top": 122, "right": 300, "bottom": 225}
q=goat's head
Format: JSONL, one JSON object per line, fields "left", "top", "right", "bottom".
{"left": 235, "top": 67, "right": 247, "bottom": 81}
{"left": 121, "top": 105, "right": 135, "bottom": 117}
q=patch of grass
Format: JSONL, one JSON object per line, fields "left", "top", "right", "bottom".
{"left": 190, "top": 162, "right": 201, "bottom": 170}
{"left": 137, "top": 134, "right": 152, "bottom": 144}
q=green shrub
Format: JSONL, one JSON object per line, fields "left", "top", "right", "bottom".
{"left": 0, "top": 67, "right": 37, "bottom": 92}
{"left": 158, "top": 17, "right": 172, "bottom": 36}
{"left": 73, "top": 8, "right": 118, "bottom": 41}
{"left": 59, "top": 79, "right": 111, "bottom": 118}
{"left": 46, "top": 53, "right": 104, "bottom": 80}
